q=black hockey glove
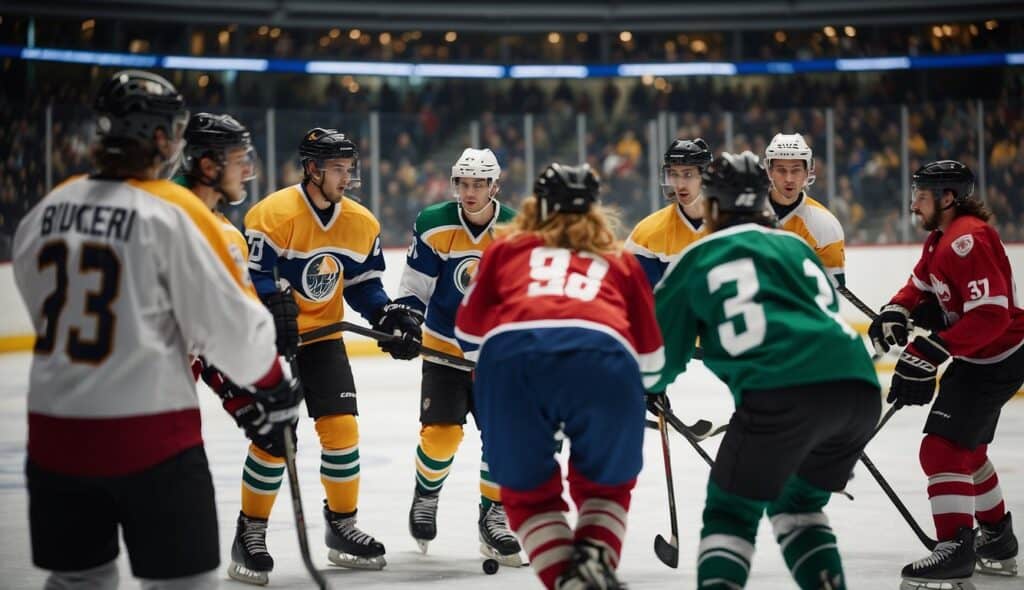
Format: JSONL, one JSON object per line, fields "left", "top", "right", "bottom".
{"left": 868, "top": 303, "right": 910, "bottom": 356}
{"left": 910, "top": 293, "right": 947, "bottom": 332}
{"left": 373, "top": 303, "right": 424, "bottom": 360}
{"left": 262, "top": 289, "right": 300, "bottom": 358}
{"left": 887, "top": 333, "right": 950, "bottom": 409}
{"left": 646, "top": 391, "right": 670, "bottom": 417}
{"left": 221, "top": 389, "right": 299, "bottom": 458}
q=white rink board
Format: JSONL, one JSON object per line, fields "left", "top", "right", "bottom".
{"left": 0, "top": 353, "right": 1021, "bottom": 589}
{"left": 2, "top": 244, "right": 1023, "bottom": 343}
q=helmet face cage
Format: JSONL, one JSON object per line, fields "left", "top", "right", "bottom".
{"left": 299, "top": 128, "right": 361, "bottom": 191}
{"left": 533, "top": 163, "right": 600, "bottom": 222}
{"left": 911, "top": 160, "right": 975, "bottom": 204}
{"left": 764, "top": 133, "right": 816, "bottom": 188}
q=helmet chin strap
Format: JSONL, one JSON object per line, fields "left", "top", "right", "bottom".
{"left": 678, "top": 192, "right": 703, "bottom": 208}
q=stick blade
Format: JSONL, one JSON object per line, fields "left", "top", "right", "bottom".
{"left": 654, "top": 534, "right": 679, "bottom": 568}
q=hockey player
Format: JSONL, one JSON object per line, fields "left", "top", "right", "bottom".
{"left": 241, "top": 127, "right": 423, "bottom": 572}
{"left": 455, "top": 163, "right": 665, "bottom": 589}
{"left": 646, "top": 152, "right": 881, "bottom": 589}
{"left": 12, "top": 70, "right": 300, "bottom": 590}
{"left": 394, "top": 148, "right": 522, "bottom": 563}
{"left": 764, "top": 133, "right": 847, "bottom": 286}
{"left": 176, "top": 112, "right": 301, "bottom": 585}
{"left": 868, "top": 160, "right": 1022, "bottom": 589}
{"left": 625, "top": 138, "right": 712, "bottom": 287}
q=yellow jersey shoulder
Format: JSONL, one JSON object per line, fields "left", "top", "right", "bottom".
{"left": 782, "top": 194, "right": 844, "bottom": 248}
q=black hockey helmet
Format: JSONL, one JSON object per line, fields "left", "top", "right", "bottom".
{"left": 663, "top": 138, "right": 712, "bottom": 169}
{"left": 533, "top": 163, "right": 600, "bottom": 222}
{"left": 298, "top": 127, "right": 360, "bottom": 189}
{"left": 702, "top": 151, "right": 775, "bottom": 227}
{"left": 181, "top": 113, "right": 257, "bottom": 204}
{"left": 93, "top": 70, "right": 188, "bottom": 145}
{"left": 298, "top": 127, "right": 358, "bottom": 163}
{"left": 912, "top": 160, "right": 975, "bottom": 204}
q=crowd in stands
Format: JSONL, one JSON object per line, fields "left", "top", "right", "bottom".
{"left": 2, "top": 62, "right": 1021, "bottom": 259}
{"left": 3, "top": 15, "right": 1021, "bottom": 65}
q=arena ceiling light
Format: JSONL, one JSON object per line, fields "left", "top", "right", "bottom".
{"left": 306, "top": 61, "right": 414, "bottom": 76}
{"left": 835, "top": 57, "right": 910, "bottom": 71}
{"left": 412, "top": 64, "right": 505, "bottom": 78}
{"left": 618, "top": 62, "right": 737, "bottom": 77}
{"left": 163, "top": 56, "right": 268, "bottom": 71}
{"left": 509, "top": 65, "right": 589, "bottom": 78}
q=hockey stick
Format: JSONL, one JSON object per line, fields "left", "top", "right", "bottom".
{"left": 836, "top": 284, "right": 878, "bottom": 321}
{"left": 644, "top": 415, "right": 726, "bottom": 442}
{"left": 653, "top": 410, "right": 680, "bottom": 568}
{"left": 272, "top": 278, "right": 331, "bottom": 589}
{"left": 300, "top": 321, "right": 475, "bottom": 370}
{"left": 858, "top": 452, "right": 937, "bottom": 550}
{"left": 282, "top": 423, "right": 330, "bottom": 590}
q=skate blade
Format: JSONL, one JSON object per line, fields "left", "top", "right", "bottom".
{"left": 975, "top": 556, "right": 1019, "bottom": 576}
{"left": 899, "top": 577, "right": 976, "bottom": 590}
{"left": 227, "top": 562, "right": 269, "bottom": 586}
{"left": 479, "top": 543, "right": 525, "bottom": 567}
{"left": 327, "top": 549, "right": 387, "bottom": 570}
{"left": 416, "top": 539, "right": 430, "bottom": 555}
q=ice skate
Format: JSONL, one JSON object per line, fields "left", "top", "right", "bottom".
{"left": 227, "top": 512, "right": 273, "bottom": 586}
{"left": 975, "top": 512, "right": 1019, "bottom": 576}
{"left": 555, "top": 539, "right": 626, "bottom": 590}
{"left": 478, "top": 503, "right": 524, "bottom": 567}
{"left": 900, "top": 527, "right": 976, "bottom": 590}
{"left": 324, "top": 503, "right": 387, "bottom": 570}
{"left": 409, "top": 488, "right": 439, "bottom": 554}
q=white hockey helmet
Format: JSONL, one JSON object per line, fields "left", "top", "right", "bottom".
{"left": 764, "top": 133, "right": 816, "bottom": 186}
{"left": 451, "top": 148, "right": 501, "bottom": 198}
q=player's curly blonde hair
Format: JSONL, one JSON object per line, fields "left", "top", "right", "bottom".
{"left": 500, "top": 195, "right": 623, "bottom": 255}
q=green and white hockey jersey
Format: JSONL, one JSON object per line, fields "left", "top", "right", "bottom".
{"left": 645, "top": 223, "right": 878, "bottom": 403}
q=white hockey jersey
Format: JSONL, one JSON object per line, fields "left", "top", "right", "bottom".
{"left": 13, "top": 176, "right": 277, "bottom": 476}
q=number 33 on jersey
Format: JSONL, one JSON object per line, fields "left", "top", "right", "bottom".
{"left": 453, "top": 234, "right": 664, "bottom": 385}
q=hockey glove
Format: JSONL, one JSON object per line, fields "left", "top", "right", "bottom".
{"left": 373, "top": 303, "right": 424, "bottom": 360}
{"left": 887, "top": 333, "right": 950, "bottom": 409}
{"left": 221, "top": 391, "right": 298, "bottom": 458}
{"left": 262, "top": 289, "right": 300, "bottom": 358}
{"left": 868, "top": 303, "right": 910, "bottom": 356}
{"left": 910, "top": 293, "right": 947, "bottom": 332}
{"left": 646, "top": 391, "right": 670, "bottom": 417}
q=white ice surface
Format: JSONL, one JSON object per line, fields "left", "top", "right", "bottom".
{"left": 0, "top": 352, "right": 1021, "bottom": 589}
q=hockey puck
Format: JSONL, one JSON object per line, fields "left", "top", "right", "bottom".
{"left": 482, "top": 559, "right": 499, "bottom": 575}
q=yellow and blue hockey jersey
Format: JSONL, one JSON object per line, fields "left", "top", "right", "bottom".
{"left": 244, "top": 184, "right": 389, "bottom": 342}
{"left": 772, "top": 192, "right": 846, "bottom": 286}
{"left": 625, "top": 203, "right": 707, "bottom": 287}
{"left": 396, "top": 201, "right": 516, "bottom": 358}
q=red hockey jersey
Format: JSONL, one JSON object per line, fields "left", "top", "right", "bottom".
{"left": 891, "top": 215, "right": 1024, "bottom": 362}
{"left": 454, "top": 234, "right": 664, "bottom": 386}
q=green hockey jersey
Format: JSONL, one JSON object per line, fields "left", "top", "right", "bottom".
{"left": 645, "top": 223, "right": 878, "bottom": 403}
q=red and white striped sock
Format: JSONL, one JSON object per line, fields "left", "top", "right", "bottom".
{"left": 567, "top": 463, "right": 635, "bottom": 569}
{"left": 920, "top": 434, "right": 975, "bottom": 540}
{"left": 972, "top": 454, "right": 1007, "bottom": 525}
{"left": 501, "top": 470, "right": 573, "bottom": 590}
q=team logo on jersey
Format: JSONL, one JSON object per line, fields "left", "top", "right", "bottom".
{"left": 952, "top": 234, "right": 974, "bottom": 258}
{"left": 454, "top": 257, "right": 480, "bottom": 294}
{"left": 929, "top": 273, "right": 952, "bottom": 303}
{"left": 303, "top": 253, "right": 342, "bottom": 301}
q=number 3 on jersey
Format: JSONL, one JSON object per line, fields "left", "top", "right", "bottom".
{"left": 708, "top": 256, "right": 855, "bottom": 357}
{"left": 527, "top": 247, "right": 609, "bottom": 302}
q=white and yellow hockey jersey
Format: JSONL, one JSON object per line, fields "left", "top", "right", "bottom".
{"left": 13, "top": 176, "right": 278, "bottom": 477}
{"left": 772, "top": 193, "right": 846, "bottom": 286}
{"left": 625, "top": 203, "right": 707, "bottom": 287}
